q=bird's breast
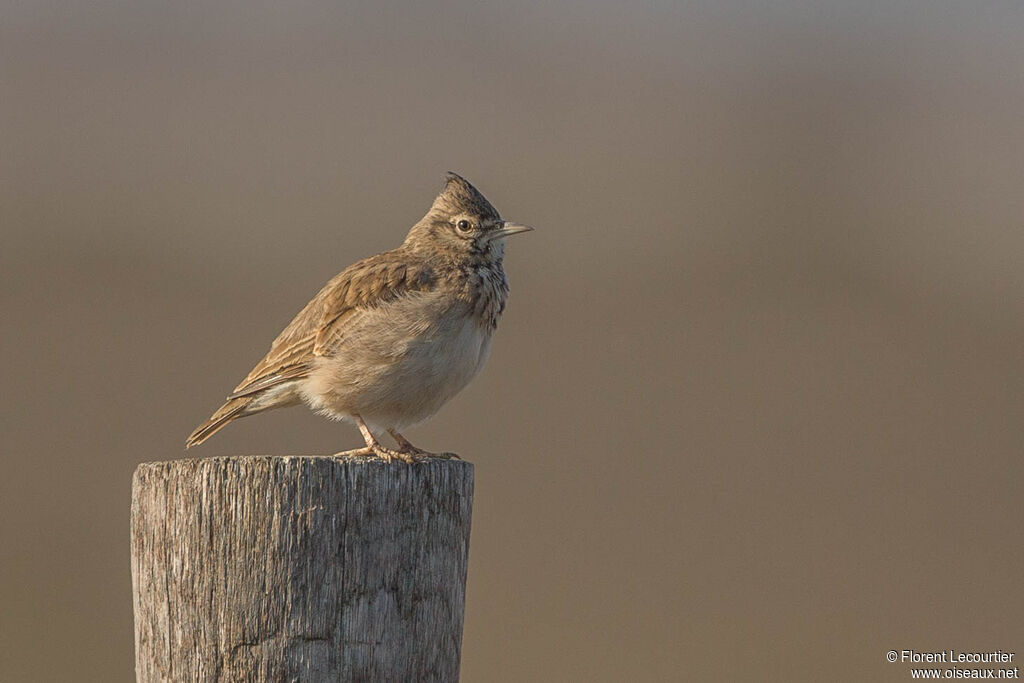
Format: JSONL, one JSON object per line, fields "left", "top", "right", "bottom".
{"left": 303, "top": 289, "right": 495, "bottom": 428}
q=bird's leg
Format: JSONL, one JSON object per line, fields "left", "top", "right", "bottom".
{"left": 388, "top": 429, "right": 422, "bottom": 453}
{"left": 331, "top": 415, "right": 418, "bottom": 463}
{"left": 388, "top": 429, "right": 460, "bottom": 460}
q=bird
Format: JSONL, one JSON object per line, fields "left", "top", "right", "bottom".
{"left": 185, "top": 172, "right": 532, "bottom": 463}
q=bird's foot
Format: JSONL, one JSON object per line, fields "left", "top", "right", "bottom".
{"left": 399, "top": 445, "right": 461, "bottom": 460}
{"left": 423, "top": 450, "right": 461, "bottom": 460}
{"left": 331, "top": 445, "right": 419, "bottom": 464}
{"left": 388, "top": 430, "right": 460, "bottom": 460}
{"left": 331, "top": 446, "right": 373, "bottom": 459}
{"left": 373, "top": 444, "right": 420, "bottom": 464}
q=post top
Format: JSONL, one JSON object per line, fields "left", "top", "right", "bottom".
{"left": 133, "top": 455, "right": 474, "bottom": 486}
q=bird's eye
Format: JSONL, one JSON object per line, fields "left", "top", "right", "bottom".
{"left": 456, "top": 219, "right": 472, "bottom": 233}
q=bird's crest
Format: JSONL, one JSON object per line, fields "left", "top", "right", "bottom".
{"left": 432, "top": 171, "right": 501, "bottom": 222}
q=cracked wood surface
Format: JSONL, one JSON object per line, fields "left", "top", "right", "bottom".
{"left": 131, "top": 456, "right": 473, "bottom": 682}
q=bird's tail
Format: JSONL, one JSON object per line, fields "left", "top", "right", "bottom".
{"left": 185, "top": 397, "right": 254, "bottom": 448}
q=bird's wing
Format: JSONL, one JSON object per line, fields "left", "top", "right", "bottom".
{"left": 227, "top": 251, "right": 435, "bottom": 400}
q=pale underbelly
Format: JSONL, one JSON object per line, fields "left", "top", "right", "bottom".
{"left": 300, "top": 302, "right": 494, "bottom": 431}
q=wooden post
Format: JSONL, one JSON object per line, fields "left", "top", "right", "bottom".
{"left": 130, "top": 456, "right": 474, "bottom": 682}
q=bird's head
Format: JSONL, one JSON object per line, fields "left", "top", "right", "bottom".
{"left": 405, "top": 172, "right": 533, "bottom": 263}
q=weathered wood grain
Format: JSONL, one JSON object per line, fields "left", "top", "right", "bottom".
{"left": 131, "top": 456, "right": 473, "bottom": 682}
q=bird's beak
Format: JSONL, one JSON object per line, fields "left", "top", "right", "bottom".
{"left": 490, "top": 221, "right": 534, "bottom": 240}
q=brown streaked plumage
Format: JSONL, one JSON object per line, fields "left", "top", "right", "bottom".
{"left": 186, "top": 172, "right": 532, "bottom": 462}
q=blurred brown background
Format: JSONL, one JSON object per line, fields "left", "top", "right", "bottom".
{"left": 3, "top": 1, "right": 1023, "bottom": 681}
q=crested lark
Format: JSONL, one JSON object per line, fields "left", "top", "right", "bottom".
{"left": 186, "top": 173, "right": 532, "bottom": 463}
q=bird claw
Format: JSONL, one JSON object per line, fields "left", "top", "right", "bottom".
{"left": 331, "top": 447, "right": 373, "bottom": 458}
{"left": 332, "top": 445, "right": 418, "bottom": 464}
{"left": 398, "top": 445, "right": 460, "bottom": 461}
{"left": 336, "top": 421, "right": 459, "bottom": 463}
{"left": 387, "top": 429, "right": 459, "bottom": 461}
{"left": 373, "top": 445, "right": 420, "bottom": 464}
{"left": 430, "top": 451, "right": 461, "bottom": 460}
